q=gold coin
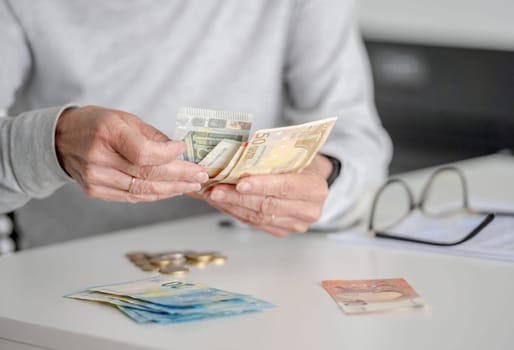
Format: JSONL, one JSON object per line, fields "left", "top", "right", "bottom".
{"left": 187, "top": 260, "right": 209, "bottom": 269}
{"left": 126, "top": 252, "right": 147, "bottom": 261}
{"left": 149, "top": 258, "right": 172, "bottom": 268}
{"left": 211, "top": 255, "right": 227, "bottom": 265}
{"left": 159, "top": 265, "right": 189, "bottom": 276}
{"left": 140, "top": 264, "right": 160, "bottom": 272}
{"left": 158, "top": 252, "right": 186, "bottom": 260}
{"left": 186, "top": 252, "right": 214, "bottom": 263}
{"left": 133, "top": 259, "right": 150, "bottom": 267}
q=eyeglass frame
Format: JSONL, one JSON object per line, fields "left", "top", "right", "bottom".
{"left": 368, "top": 166, "right": 514, "bottom": 247}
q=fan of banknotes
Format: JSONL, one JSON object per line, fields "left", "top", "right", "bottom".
{"left": 66, "top": 276, "right": 274, "bottom": 324}
{"left": 174, "top": 107, "right": 337, "bottom": 188}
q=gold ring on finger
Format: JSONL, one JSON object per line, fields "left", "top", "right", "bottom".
{"left": 128, "top": 176, "right": 136, "bottom": 193}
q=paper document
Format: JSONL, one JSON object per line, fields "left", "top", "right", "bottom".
{"left": 329, "top": 202, "right": 514, "bottom": 263}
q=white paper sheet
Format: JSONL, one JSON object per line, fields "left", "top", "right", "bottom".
{"left": 329, "top": 202, "right": 514, "bottom": 263}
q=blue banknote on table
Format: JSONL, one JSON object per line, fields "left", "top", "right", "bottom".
{"left": 65, "top": 276, "right": 274, "bottom": 324}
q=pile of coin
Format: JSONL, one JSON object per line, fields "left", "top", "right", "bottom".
{"left": 125, "top": 251, "right": 227, "bottom": 276}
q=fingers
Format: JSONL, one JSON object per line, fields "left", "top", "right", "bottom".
{"left": 106, "top": 156, "right": 208, "bottom": 183}
{"left": 55, "top": 105, "right": 210, "bottom": 204}
{"left": 79, "top": 164, "right": 202, "bottom": 197}
{"left": 234, "top": 173, "right": 328, "bottom": 201}
{"left": 208, "top": 184, "right": 322, "bottom": 222}
{"left": 202, "top": 172, "right": 330, "bottom": 237}
{"left": 112, "top": 123, "right": 187, "bottom": 166}
{"left": 82, "top": 185, "right": 183, "bottom": 203}
{"left": 207, "top": 200, "right": 308, "bottom": 237}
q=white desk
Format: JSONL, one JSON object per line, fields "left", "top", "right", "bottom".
{"left": 1, "top": 154, "right": 514, "bottom": 350}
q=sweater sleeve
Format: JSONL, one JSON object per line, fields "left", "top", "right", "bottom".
{"left": 284, "top": 0, "right": 392, "bottom": 230}
{"left": 0, "top": 1, "right": 72, "bottom": 214}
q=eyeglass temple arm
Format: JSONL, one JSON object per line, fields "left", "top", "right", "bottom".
{"left": 418, "top": 166, "right": 471, "bottom": 209}
{"left": 368, "top": 178, "right": 416, "bottom": 233}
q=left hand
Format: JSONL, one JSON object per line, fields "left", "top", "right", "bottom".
{"left": 194, "top": 155, "right": 333, "bottom": 237}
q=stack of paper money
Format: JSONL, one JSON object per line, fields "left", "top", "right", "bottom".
{"left": 174, "top": 107, "right": 337, "bottom": 187}
{"left": 66, "top": 276, "right": 274, "bottom": 324}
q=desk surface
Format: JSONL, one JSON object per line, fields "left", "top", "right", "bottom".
{"left": 1, "top": 154, "right": 514, "bottom": 350}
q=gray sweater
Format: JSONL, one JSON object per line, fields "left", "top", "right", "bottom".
{"left": 0, "top": 0, "right": 391, "bottom": 246}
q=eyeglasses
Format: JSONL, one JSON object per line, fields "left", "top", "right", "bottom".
{"left": 368, "top": 166, "right": 514, "bottom": 246}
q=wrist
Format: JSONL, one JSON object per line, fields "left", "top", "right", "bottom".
{"left": 320, "top": 154, "right": 341, "bottom": 188}
{"left": 55, "top": 106, "right": 79, "bottom": 177}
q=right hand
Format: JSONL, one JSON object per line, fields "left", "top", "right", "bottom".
{"left": 55, "top": 105, "right": 208, "bottom": 203}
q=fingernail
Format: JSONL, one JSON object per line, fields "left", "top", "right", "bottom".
{"left": 195, "top": 172, "right": 209, "bottom": 183}
{"left": 210, "top": 190, "right": 225, "bottom": 201}
{"left": 237, "top": 182, "right": 252, "bottom": 193}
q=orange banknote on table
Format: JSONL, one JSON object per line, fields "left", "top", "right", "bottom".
{"left": 322, "top": 278, "right": 426, "bottom": 315}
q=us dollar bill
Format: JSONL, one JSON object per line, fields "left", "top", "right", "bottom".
{"left": 173, "top": 107, "right": 253, "bottom": 163}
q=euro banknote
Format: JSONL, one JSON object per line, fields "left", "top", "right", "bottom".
{"left": 322, "top": 278, "right": 426, "bottom": 315}
{"left": 65, "top": 276, "right": 274, "bottom": 324}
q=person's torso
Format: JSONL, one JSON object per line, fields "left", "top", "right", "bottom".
{"left": 10, "top": 0, "right": 297, "bottom": 247}
{"left": 10, "top": 0, "right": 296, "bottom": 133}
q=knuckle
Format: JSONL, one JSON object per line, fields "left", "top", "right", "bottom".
{"left": 278, "top": 181, "right": 292, "bottom": 197}
{"left": 133, "top": 180, "right": 155, "bottom": 195}
{"left": 126, "top": 194, "right": 142, "bottom": 203}
{"left": 260, "top": 196, "right": 276, "bottom": 215}
{"left": 81, "top": 164, "right": 94, "bottom": 182}
{"left": 85, "top": 144, "right": 102, "bottom": 162}
{"left": 83, "top": 185, "right": 98, "bottom": 198}
{"left": 302, "top": 207, "right": 322, "bottom": 223}
{"left": 318, "top": 184, "right": 329, "bottom": 200}
{"left": 291, "top": 222, "right": 309, "bottom": 233}
{"left": 248, "top": 211, "right": 264, "bottom": 225}
{"left": 313, "top": 176, "right": 329, "bottom": 198}
{"left": 138, "top": 166, "right": 157, "bottom": 180}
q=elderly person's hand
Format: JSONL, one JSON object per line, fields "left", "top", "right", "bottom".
{"left": 197, "top": 155, "right": 334, "bottom": 237}
{"left": 55, "top": 106, "right": 209, "bottom": 203}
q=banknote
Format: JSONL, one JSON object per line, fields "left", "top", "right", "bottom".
{"left": 322, "top": 278, "right": 426, "bottom": 315}
{"left": 65, "top": 276, "right": 274, "bottom": 324}
{"left": 88, "top": 277, "right": 247, "bottom": 307}
{"left": 198, "top": 139, "right": 243, "bottom": 177}
{"left": 218, "top": 117, "right": 337, "bottom": 184}
{"left": 67, "top": 289, "right": 273, "bottom": 315}
{"left": 173, "top": 107, "right": 253, "bottom": 163}
{"left": 175, "top": 107, "right": 338, "bottom": 188}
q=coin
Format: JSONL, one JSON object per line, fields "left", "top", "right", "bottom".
{"left": 159, "top": 265, "right": 189, "bottom": 276}
{"left": 187, "top": 260, "right": 209, "bottom": 269}
{"left": 158, "top": 252, "right": 186, "bottom": 260}
{"left": 126, "top": 252, "right": 147, "bottom": 261}
{"left": 211, "top": 255, "right": 227, "bottom": 265}
{"left": 186, "top": 252, "right": 214, "bottom": 263}
{"left": 133, "top": 259, "right": 151, "bottom": 267}
{"left": 140, "top": 264, "right": 160, "bottom": 272}
{"left": 149, "top": 257, "right": 172, "bottom": 268}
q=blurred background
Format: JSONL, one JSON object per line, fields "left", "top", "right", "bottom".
{"left": 360, "top": 0, "right": 514, "bottom": 173}
{"left": 1, "top": 0, "right": 513, "bottom": 254}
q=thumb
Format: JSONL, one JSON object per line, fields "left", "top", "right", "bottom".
{"left": 113, "top": 123, "right": 186, "bottom": 166}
